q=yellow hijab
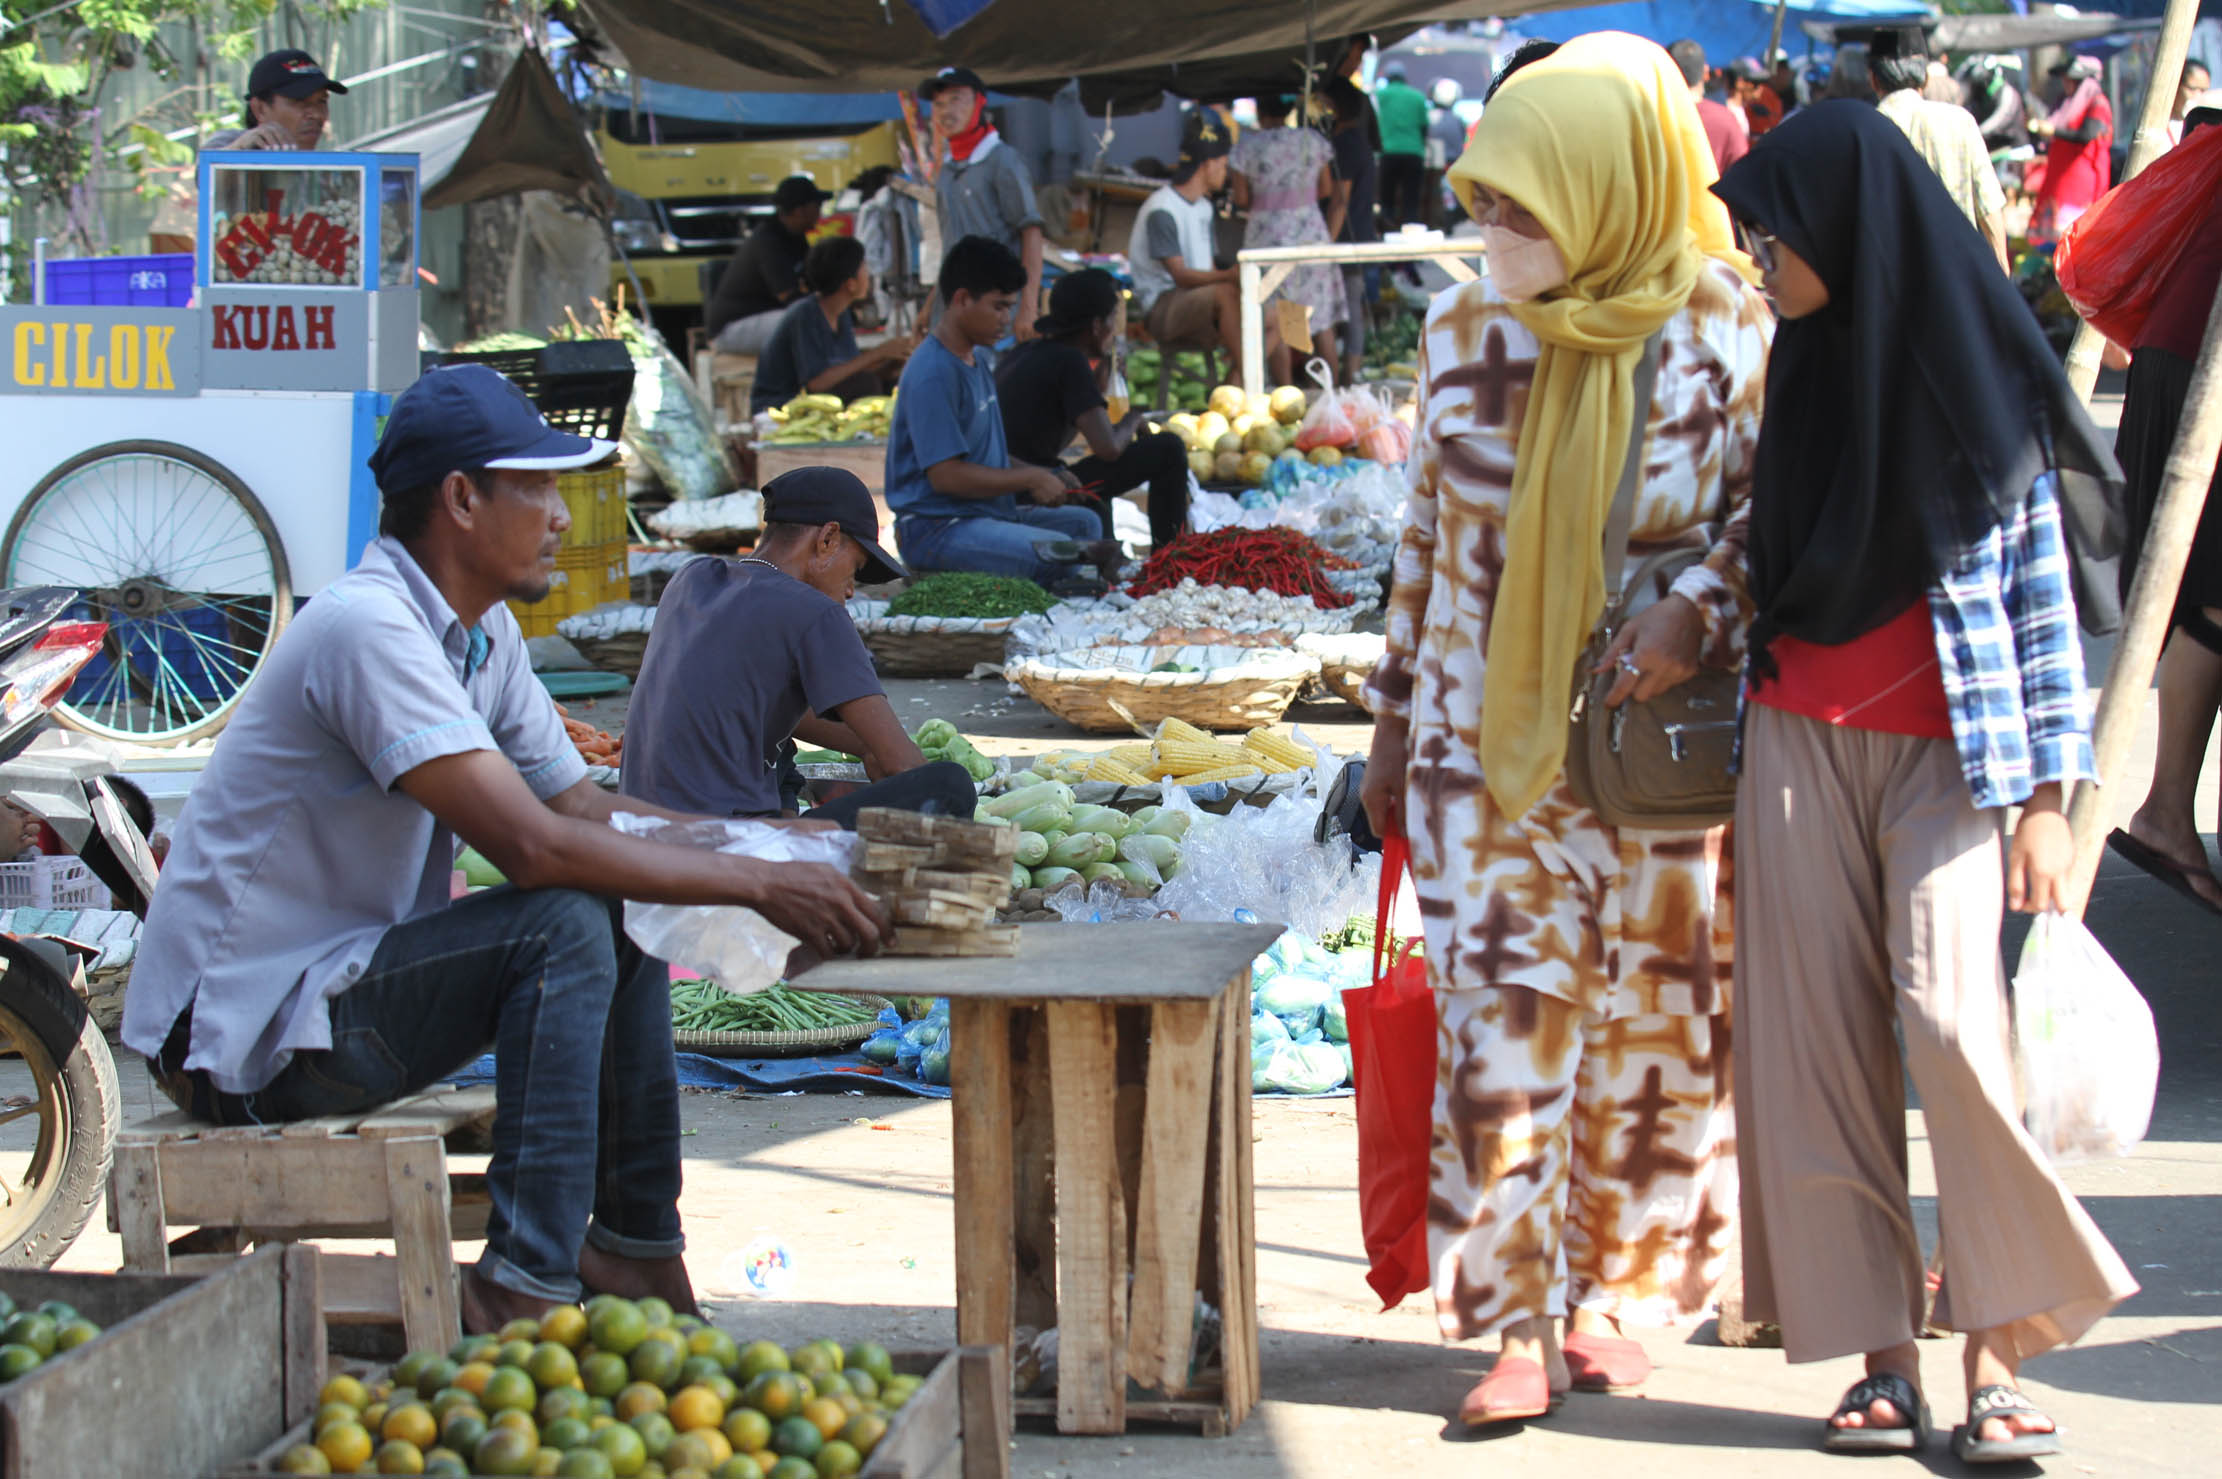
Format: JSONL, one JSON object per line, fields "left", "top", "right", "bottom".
{"left": 1444, "top": 32, "right": 1755, "bottom": 821}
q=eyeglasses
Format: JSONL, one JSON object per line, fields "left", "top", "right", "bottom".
{"left": 1744, "top": 227, "right": 1780, "bottom": 273}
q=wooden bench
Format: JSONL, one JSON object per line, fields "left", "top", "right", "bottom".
{"left": 797, "top": 920, "right": 1281, "bottom": 1438}
{"left": 107, "top": 1083, "right": 497, "bottom": 1355}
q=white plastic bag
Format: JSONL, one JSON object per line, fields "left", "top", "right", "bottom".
{"left": 2011, "top": 914, "right": 2159, "bottom": 1163}
{"left": 611, "top": 813, "right": 859, "bottom": 995}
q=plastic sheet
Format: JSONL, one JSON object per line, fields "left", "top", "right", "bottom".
{"left": 613, "top": 814, "right": 858, "bottom": 994}
{"left": 1153, "top": 778, "right": 1381, "bottom": 941}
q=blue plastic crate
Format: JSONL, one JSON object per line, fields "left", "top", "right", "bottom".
{"left": 41, "top": 254, "right": 194, "bottom": 308}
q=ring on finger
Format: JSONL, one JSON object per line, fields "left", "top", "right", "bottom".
{"left": 1617, "top": 654, "right": 1643, "bottom": 676}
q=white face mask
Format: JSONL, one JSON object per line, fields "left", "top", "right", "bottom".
{"left": 1480, "top": 224, "right": 1569, "bottom": 302}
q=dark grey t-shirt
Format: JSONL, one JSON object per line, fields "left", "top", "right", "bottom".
{"left": 620, "top": 557, "right": 883, "bottom": 817}
{"left": 750, "top": 296, "right": 861, "bottom": 415}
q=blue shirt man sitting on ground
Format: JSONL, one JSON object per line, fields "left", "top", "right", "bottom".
{"left": 883, "top": 235, "right": 1120, "bottom": 589}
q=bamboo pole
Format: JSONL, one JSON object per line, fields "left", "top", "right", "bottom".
{"left": 2061, "top": 0, "right": 2202, "bottom": 402}
{"left": 1766, "top": 0, "right": 1790, "bottom": 69}
{"left": 2064, "top": 285, "right": 2222, "bottom": 917}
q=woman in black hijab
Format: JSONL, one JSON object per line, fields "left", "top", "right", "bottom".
{"left": 1712, "top": 101, "right": 2136, "bottom": 1466}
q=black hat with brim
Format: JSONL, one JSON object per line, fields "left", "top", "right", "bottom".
{"left": 763, "top": 467, "right": 909, "bottom": 584}
{"left": 248, "top": 48, "right": 347, "bottom": 100}
{"left": 920, "top": 66, "right": 988, "bottom": 101}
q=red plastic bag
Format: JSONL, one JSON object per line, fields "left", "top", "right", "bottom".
{"left": 2057, "top": 122, "right": 2222, "bottom": 347}
{"left": 1341, "top": 831, "right": 1436, "bottom": 1308}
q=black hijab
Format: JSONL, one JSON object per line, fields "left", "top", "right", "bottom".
{"left": 1711, "top": 100, "right": 2124, "bottom": 669}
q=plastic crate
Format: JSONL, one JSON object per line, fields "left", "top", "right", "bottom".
{"left": 432, "top": 340, "right": 636, "bottom": 441}
{"left": 0, "top": 855, "right": 112, "bottom": 911}
{"left": 509, "top": 539, "right": 628, "bottom": 638}
{"left": 558, "top": 462, "right": 629, "bottom": 546}
{"left": 41, "top": 253, "right": 194, "bottom": 308}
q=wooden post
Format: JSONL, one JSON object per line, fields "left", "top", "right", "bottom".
{"left": 2065, "top": 286, "right": 2222, "bottom": 915}
{"left": 1766, "top": 0, "right": 1791, "bottom": 69}
{"left": 1239, "top": 258, "right": 1266, "bottom": 400}
{"left": 2062, "top": 0, "right": 2203, "bottom": 403}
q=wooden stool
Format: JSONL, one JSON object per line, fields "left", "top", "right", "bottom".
{"left": 108, "top": 1084, "right": 497, "bottom": 1355}
{"left": 799, "top": 920, "right": 1281, "bottom": 1437}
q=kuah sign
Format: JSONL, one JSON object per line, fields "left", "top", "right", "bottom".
{"left": 209, "top": 302, "right": 338, "bottom": 352}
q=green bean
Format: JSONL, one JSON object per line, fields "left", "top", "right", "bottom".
{"left": 669, "top": 981, "right": 879, "bottom": 1034}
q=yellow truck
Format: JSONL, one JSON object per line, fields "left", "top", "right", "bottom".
{"left": 601, "top": 83, "right": 903, "bottom": 339}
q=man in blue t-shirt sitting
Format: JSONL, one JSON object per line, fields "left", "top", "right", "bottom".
{"left": 883, "top": 236, "right": 1116, "bottom": 588}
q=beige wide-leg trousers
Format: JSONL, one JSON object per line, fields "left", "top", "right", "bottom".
{"left": 1732, "top": 704, "right": 2137, "bottom": 1364}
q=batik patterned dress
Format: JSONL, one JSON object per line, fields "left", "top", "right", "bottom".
{"left": 1363, "top": 261, "right": 1772, "bottom": 1341}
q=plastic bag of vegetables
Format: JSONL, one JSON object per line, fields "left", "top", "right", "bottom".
{"left": 1256, "top": 971, "right": 1338, "bottom": 1038}
{"left": 1254, "top": 1037, "right": 1351, "bottom": 1095}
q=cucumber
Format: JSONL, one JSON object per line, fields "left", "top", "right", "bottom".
{"left": 1010, "top": 801, "right": 1072, "bottom": 834}
{"left": 1118, "top": 833, "right": 1181, "bottom": 871}
{"left": 1039, "top": 828, "right": 1070, "bottom": 850}
{"left": 1092, "top": 832, "right": 1121, "bottom": 864}
{"left": 1144, "top": 810, "right": 1192, "bottom": 839}
{"left": 1014, "top": 832, "right": 1050, "bottom": 867}
{"left": 1033, "top": 866, "right": 1080, "bottom": 890}
{"left": 1127, "top": 805, "right": 1162, "bottom": 830}
{"left": 1011, "top": 864, "right": 1031, "bottom": 891}
{"left": 984, "top": 780, "right": 1073, "bottom": 820}
{"left": 1114, "top": 860, "right": 1162, "bottom": 891}
{"left": 1068, "top": 805, "right": 1130, "bottom": 838}
{"left": 1081, "top": 862, "right": 1127, "bottom": 886}
{"left": 1047, "top": 833, "right": 1104, "bottom": 870}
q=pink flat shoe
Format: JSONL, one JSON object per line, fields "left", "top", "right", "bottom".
{"left": 1458, "top": 1356, "right": 1564, "bottom": 1427}
{"left": 1563, "top": 1331, "right": 1653, "bottom": 1392}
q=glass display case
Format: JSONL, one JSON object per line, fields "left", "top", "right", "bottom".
{"left": 195, "top": 151, "right": 420, "bottom": 291}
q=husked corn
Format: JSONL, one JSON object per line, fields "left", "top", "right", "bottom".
{"left": 1109, "top": 743, "right": 1156, "bottom": 770}
{"left": 1243, "top": 728, "right": 1314, "bottom": 770}
{"left": 1177, "top": 764, "right": 1264, "bottom": 786}
{"left": 1154, "top": 739, "right": 1251, "bottom": 776}
{"left": 1154, "top": 716, "right": 1214, "bottom": 746}
{"left": 1085, "top": 755, "right": 1151, "bottom": 785}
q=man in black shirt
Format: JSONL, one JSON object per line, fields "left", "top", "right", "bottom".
{"left": 996, "top": 269, "right": 1189, "bottom": 550}
{"left": 706, "top": 176, "right": 830, "bottom": 356}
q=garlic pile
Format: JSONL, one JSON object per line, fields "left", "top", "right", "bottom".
{"left": 1117, "top": 580, "right": 1356, "bottom": 634}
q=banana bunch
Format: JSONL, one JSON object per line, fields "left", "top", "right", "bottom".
{"left": 766, "top": 392, "right": 895, "bottom": 445}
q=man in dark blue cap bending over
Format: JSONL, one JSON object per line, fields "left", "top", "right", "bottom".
{"left": 126, "top": 365, "right": 893, "bottom": 1333}
{"left": 620, "top": 466, "right": 977, "bottom": 823}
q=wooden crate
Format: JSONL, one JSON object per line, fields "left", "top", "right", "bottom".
{"left": 755, "top": 440, "right": 894, "bottom": 543}
{"left": 219, "top": 1344, "right": 1009, "bottom": 1479}
{"left": 0, "top": 1244, "right": 323, "bottom": 1479}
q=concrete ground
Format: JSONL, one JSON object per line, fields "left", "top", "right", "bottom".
{"left": 27, "top": 379, "right": 2221, "bottom": 1473}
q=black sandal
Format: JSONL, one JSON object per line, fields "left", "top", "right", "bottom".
{"left": 1822, "top": 1371, "right": 1929, "bottom": 1454}
{"left": 1952, "top": 1385, "right": 2062, "bottom": 1464}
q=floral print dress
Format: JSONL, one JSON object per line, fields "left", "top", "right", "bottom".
{"left": 1231, "top": 125, "right": 1347, "bottom": 334}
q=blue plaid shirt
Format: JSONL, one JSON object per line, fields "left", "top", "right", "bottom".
{"left": 1927, "top": 473, "right": 2095, "bottom": 810}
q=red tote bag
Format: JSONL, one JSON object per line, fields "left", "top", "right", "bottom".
{"left": 1342, "top": 831, "right": 1437, "bottom": 1309}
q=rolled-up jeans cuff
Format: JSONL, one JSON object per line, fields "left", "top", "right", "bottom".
{"left": 587, "top": 1221, "right": 686, "bottom": 1260}
{"left": 477, "top": 1250, "right": 582, "bottom": 1304}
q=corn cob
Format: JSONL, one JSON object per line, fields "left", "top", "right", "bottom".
{"left": 1153, "top": 739, "right": 1252, "bottom": 776}
{"left": 1243, "top": 728, "right": 1314, "bottom": 771}
{"left": 1177, "top": 764, "right": 1264, "bottom": 786}
{"left": 1154, "top": 716, "right": 1215, "bottom": 746}
{"left": 1109, "top": 743, "right": 1156, "bottom": 770}
{"left": 1084, "top": 755, "right": 1152, "bottom": 785}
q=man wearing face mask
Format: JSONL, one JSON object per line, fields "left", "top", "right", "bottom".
{"left": 620, "top": 467, "right": 975, "bottom": 825}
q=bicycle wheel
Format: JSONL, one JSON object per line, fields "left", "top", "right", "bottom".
{"left": 5, "top": 440, "right": 292, "bottom": 744}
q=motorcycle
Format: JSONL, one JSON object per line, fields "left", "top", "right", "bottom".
{"left": 0, "top": 588, "right": 144, "bottom": 1267}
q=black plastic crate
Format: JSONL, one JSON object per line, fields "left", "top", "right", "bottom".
{"left": 425, "top": 339, "right": 636, "bottom": 441}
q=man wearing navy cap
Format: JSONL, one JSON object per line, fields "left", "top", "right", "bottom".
{"left": 208, "top": 48, "right": 348, "bottom": 152}
{"left": 921, "top": 66, "right": 1046, "bottom": 338}
{"left": 621, "top": 466, "right": 977, "bottom": 824}
{"left": 125, "top": 365, "right": 890, "bottom": 1331}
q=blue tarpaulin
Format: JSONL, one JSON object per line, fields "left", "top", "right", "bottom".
{"left": 598, "top": 81, "right": 908, "bottom": 128}
{"left": 1511, "top": 0, "right": 1929, "bottom": 63}
{"left": 903, "top": 0, "right": 999, "bottom": 38}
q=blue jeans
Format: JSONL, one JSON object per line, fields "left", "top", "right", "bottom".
{"left": 154, "top": 887, "right": 681, "bottom": 1302}
{"left": 895, "top": 503, "right": 1104, "bottom": 583}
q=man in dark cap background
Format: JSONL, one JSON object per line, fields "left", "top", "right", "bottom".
{"left": 922, "top": 66, "right": 1046, "bottom": 340}
{"left": 206, "top": 48, "right": 347, "bottom": 151}
{"left": 1125, "top": 108, "right": 1267, "bottom": 387}
{"left": 707, "top": 174, "right": 834, "bottom": 357}
{"left": 621, "top": 466, "right": 976, "bottom": 824}
{"left": 997, "top": 267, "right": 1191, "bottom": 552}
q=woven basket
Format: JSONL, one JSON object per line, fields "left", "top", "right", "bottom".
{"left": 857, "top": 615, "right": 1019, "bottom": 677}
{"left": 572, "top": 631, "right": 652, "bottom": 679}
{"left": 1296, "top": 632, "right": 1386, "bottom": 710}
{"left": 674, "top": 993, "right": 893, "bottom": 1058}
{"left": 1010, "top": 644, "right": 1320, "bottom": 734}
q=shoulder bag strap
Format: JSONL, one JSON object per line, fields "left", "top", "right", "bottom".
{"left": 1598, "top": 330, "right": 1668, "bottom": 613}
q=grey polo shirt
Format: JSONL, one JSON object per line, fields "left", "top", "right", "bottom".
{"left": 933, "top": 137, "right": 1042, "bottom": 256}
{"left": 122, "top": 536, "right": 587, "bottom": 1095}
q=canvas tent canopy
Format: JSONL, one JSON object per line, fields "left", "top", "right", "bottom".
{"left": 343, "top": 48, "right": 611, "bottom": 211}
{"left": 1802, "top": 13, "right": 2166, "bottom": 50}
{"left": 1507, "top": 0, "right": 1931, "bottom": 65}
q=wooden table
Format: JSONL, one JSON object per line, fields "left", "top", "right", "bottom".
{"left": 1236, "top": 236, "right": 1486, "bottom": 398}
{"left": 800, "top": 920, "right": 1283, "bottom": 1438}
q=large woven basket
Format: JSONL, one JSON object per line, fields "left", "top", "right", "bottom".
{"left": 571, "top": 631, "right": 652, "bottom": 679}
{"left": 856, "top": 614, "right": 1019, "bottom": 677}
{"left": 674, "top": 993, "right": 893, "bottom": 1058}
{"left": 558, "top": 605, "right": 656, "bottom": 678}
{"left": 1296, "top": 632, "right": 1386, "bottom": 710}
{"left": 1009, "top": 644, "right": 1320, "bottom": 733}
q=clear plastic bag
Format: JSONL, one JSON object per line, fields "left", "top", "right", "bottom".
{"left": 2011, "top": 914, "right": 2159, "bottom": 1164}
{"left": 612, "top": 814, "right": 859, "bottom": 995}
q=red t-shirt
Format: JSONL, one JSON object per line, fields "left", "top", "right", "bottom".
{"left": 1741, "top": 90, "right": 1783, "bottom": 138}
{"left": 1749, "top": 601, "right": 1952, "bottom": 739}
{"left": 1698, "top": 98, "right": 1750, "bottom": 176}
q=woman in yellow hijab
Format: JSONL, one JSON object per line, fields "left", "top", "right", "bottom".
{"left": 1357, "top": 33, "right": 1771, "bottom": 1427}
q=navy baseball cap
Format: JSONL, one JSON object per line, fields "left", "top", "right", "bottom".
{"left": 248, "top": 49, "right": 348, "bottom": 100}
{"left": 763, "top": 466, "right": 908, "bottom": 584}
{"left": 369, "top": 364, "right": 616, "bottom": 493}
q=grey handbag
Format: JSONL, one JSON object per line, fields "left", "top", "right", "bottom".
{"left": 1562, "top": 331, "right": 1741, "bottom": 831}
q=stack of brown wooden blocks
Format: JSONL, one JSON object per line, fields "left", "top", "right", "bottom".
{"left": 853, "top": 807, "right": 1021, "bottom": 956}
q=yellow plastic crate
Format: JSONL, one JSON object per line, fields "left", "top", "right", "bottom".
{"left": 558, "top": 461, "right": 629, "bottom": 546}
{"left": 509, "top": 538, "right": 629, "bottom": 638}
